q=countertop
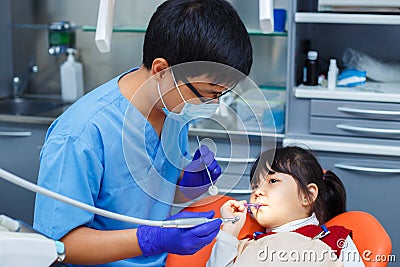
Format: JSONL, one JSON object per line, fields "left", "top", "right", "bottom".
{"left": 0, "top": 94, "right": 285, "bottom": 139}
{"left": 0, "top": 104, "right": 70, "bottom": 126}
{"left": 0, "top": 95, "right": 71, "bottom": 126}
{"left": 0, "top": 112, "right": 285, "bottom": 142}
{"left": 0, "top": 114, "right": 56, "bottom": 125}
{"left": 189, "top": 125, "right": 284, "bottom": 141}
{"left": 295, "top": 82, "right": 400, "bottom": 103}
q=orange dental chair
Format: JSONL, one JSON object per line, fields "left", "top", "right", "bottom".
{"left": 165, "top": 196, "right": 392, "bottom": 267}
{"left": 165, "top": 195, "right": 263, "bottom": 267}
{"left": 326, "top": 211, "right": 392, "bottom": 267}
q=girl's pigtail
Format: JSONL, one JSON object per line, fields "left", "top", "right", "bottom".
{"left": 322, "top": 170, "right": 346, "bottom": 222}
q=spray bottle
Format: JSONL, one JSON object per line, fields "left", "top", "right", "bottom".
{"left": 327, "top": 59, "right": 339, "bottom": 90}
{"left": 60, "top": 48, "right": 84, "bottom": 102}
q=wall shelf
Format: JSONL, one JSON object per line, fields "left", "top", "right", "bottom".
{"left": 247, "top": 28, "right": 288, "bottom": 36}
{"left": 295, "top": 12, "right": 400, "bottom": 25}
{"left": 81, "top": 25, "right": 288, "bottom": 36}
{"left": 81, "top": 26, "right": 146, "bottom": 33}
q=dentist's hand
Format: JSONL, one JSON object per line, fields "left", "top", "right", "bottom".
{"left": 179, "top": 145, "right": 222, "bottom": 199}
{"left": 137, "top": 211, "right": 221, "bottom": 257}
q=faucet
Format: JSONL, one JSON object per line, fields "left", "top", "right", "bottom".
{"left": 12, "top": 60, "right": 39, "bottom": 99}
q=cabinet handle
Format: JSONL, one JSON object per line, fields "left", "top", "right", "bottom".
{"left": 337, "top": 107, "right": 400, "bottom": 117}
{"left": 334, "top": 163, "right": 400, "bottom": 174}
{"left": 336, "top": 124, "right": 400, "bottom": 134}
{"left": 0, "top": 131, "right": 32, "bottom": 137}
{"left": 217, "top": 188, "right": 252, "bottom": 194}
{"left": 215, "top": 157, "right": 257, "bottom": 163}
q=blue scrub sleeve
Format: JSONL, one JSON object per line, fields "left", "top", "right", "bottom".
{"left": 33, "top": 134, "right": 103, "bottom": 240}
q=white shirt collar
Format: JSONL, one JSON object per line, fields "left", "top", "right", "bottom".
{"left": 266, "top": 213, "right": 320, "bottom": 233}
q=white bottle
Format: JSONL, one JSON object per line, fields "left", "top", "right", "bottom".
{"left": 327, "top": 59, "right": 338, "bottom": 90}
{"left": 60, "top": 48, "right": 84, "bottom": 102}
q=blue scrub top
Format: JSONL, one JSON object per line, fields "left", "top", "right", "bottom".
{"left": 33, "top": 69, "right": 189, "bottom": 267}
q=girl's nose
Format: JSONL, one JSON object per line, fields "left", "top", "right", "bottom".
{"left": 253, "top": 187, "right": 265, "bottom": 198}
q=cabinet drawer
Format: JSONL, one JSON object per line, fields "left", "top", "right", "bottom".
{"left": 0, "top": 122, "right": 48, "bottom": 225}
{"left": 0, "top": 124, "right": 47, "bottom": 168}
{"left": 311, "top": 99, "right": 400, "bottom": 121}
{"left": 317, "top": 153, "right": 400, "bottom": 260}
{"left": 310, "top": 117, "right": 400, "bottom": 139}
{"left": 218, "top": 159, "right": 254, "bottom": 176}
{"left": 187, "top": 133, "right": 279, "bottom": 199}
{"left": 188, "top": 135, "right": 261, "bottom": 178}
{"left": 216, "top": 173, "right": 252, "bottom": 193}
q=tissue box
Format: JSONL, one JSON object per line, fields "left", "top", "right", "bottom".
{"left": 235, "top": 86, "right": 285, "bottom": 133}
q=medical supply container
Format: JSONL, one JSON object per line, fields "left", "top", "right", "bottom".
{"left": 304, "top": 51, "right": 319, "bottom": 86}
{"left": 327, "top": 58, "right": 338, "bottom": 90}
{"left": 235, "top": 86, "right": 285, "bottom": 133}
{"left": 60, "top": 48, "right": 84, "bottom": 102}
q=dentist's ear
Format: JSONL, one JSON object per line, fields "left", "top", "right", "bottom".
{"left": 151, "top": 58, "right": 170, "bottom": 79}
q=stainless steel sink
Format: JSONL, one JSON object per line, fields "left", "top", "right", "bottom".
{"left": 0, "top": 98, "right": 69, "bottom": 116}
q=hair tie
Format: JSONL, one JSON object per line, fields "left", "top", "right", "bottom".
{"left": 322, "top": 169, "right": 328, "bottom": 180}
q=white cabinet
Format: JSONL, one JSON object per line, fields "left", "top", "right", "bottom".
{"left": 285, "top": 2, "right": 400, "bottom": 263}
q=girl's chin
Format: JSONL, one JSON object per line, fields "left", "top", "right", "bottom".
{"left": 254, "top": 211, "right": 267, "bottom": 221}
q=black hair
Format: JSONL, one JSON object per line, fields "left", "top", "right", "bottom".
{"left": 250, "top": 146, "right": 346, "bottom": 223}
{"left": 142, "top": 0, "right": 253, "bottom": 82}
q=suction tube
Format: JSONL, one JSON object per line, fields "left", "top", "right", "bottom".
{"left": 0, "top": 168, "right": 231, "bottom": 228}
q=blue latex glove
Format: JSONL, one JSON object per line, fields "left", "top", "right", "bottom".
{"left": 137, "top": 210, "right": 221, "bottom": 257}
{"left": 179, "top": 145, "right": 222, "bottom": 199}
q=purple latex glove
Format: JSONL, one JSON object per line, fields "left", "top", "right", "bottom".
{"left": 179, "top": 145, "right": 222, "bottom": 199}
{"left": 137, "top": 210, "right": 221, "bottom": 257}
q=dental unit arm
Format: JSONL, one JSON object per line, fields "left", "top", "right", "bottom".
{"left": 0, "top": 168, "right": 238, "bottom": 228}
{"left": 0, "top": 167, "right": 240, "bottom": 265}
{"left": 95, "top": 0, "right": 115, "bottom": 53}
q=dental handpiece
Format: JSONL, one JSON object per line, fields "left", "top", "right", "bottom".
{"left": 161, "top": 216, "right": 240, "bottom": 228}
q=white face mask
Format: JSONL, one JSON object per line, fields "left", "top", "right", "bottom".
{"left": 157, "top": 71, "right": 219, "bottom": 123}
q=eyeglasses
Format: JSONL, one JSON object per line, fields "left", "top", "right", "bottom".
{"left": 181, "top": 77, "right": 234, "bottom": 103}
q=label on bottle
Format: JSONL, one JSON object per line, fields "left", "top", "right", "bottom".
{"left": 304, "top": 60, "right": 318, "bottom": 86}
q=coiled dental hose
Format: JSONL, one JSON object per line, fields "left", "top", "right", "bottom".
{"left": 0, "top": 168, "right": 237, "bottom": 228}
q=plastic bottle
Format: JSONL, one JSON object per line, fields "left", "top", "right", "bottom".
{"left": 60, "top": 48, "right": 84, "bottom": 102}
{"left": 304, "top": 51, "right": 318, "bottom": 86}
{"left": 327, "top": 58, "right": 339, "bottom": 90}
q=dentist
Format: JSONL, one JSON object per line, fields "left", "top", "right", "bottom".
{"left": 34, "top": 0, "right": 252, "bottom": 266}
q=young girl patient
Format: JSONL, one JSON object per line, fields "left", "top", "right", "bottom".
{"left": 207, "top": 146, "right": 365, "bottom": 267}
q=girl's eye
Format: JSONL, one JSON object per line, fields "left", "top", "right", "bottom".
{"left": 269, "top": 178, "right": 278, "bottom": 184}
